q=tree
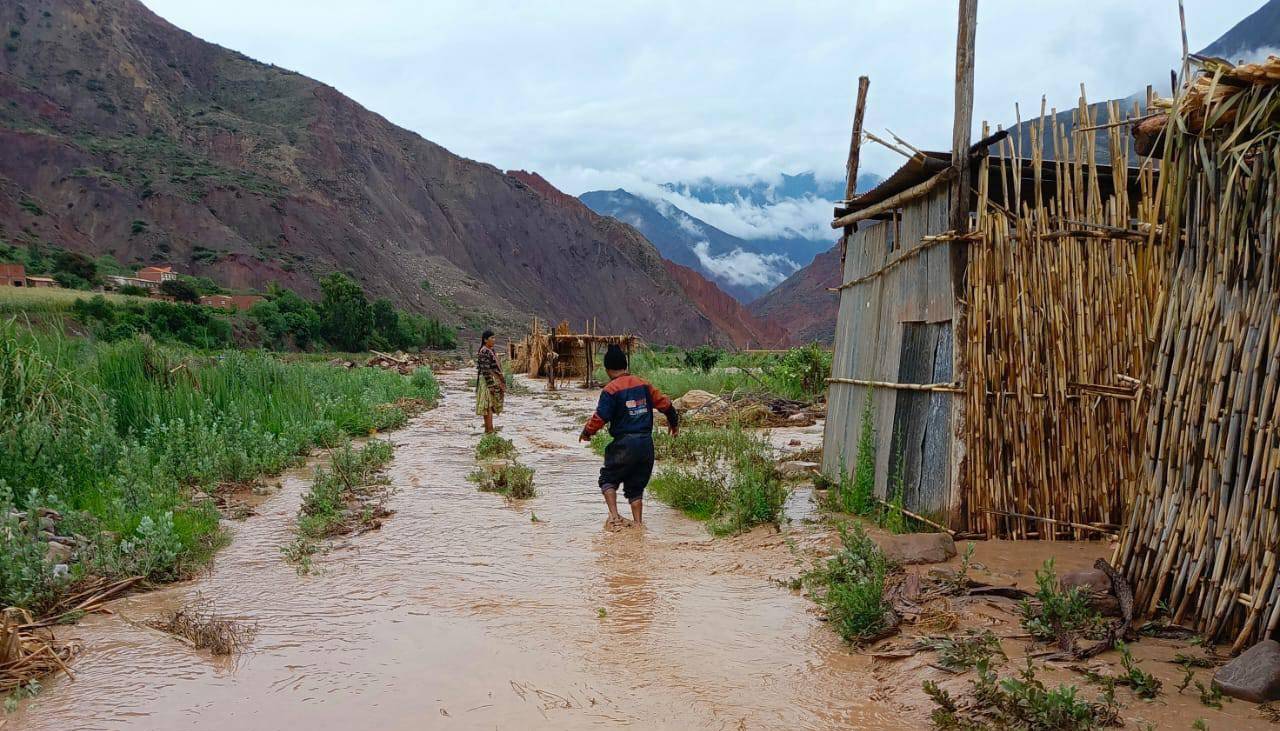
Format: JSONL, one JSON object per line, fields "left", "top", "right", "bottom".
{"left": 159, "top": 278, "right": 201, "bottom": 303}
{"left": 371, "top": 298, "right": 401, "bottom": 349}
{"left": 319, "top": 272, "right": 373, "bottom": 352}
{"left": 52, "top": 250, "right": 98, "bottom": 285}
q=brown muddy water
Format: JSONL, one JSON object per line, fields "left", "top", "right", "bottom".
{"left": 10, "top": 372, "right": 889, "bottom": 730}
{"left": 11, "top": 372, "right": 1273, "bottom": 730}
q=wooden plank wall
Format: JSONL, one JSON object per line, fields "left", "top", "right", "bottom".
{"left": 823, "top": 185, "right": 956, "bottom": 517}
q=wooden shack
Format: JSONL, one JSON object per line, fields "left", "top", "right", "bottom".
{"left": 822, "top": 5, "right": 1163, "bottom": 538}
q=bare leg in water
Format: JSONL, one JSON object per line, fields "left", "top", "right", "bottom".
{"left": 629, "top": 499, "right": 643, "bottom": 525}
{"left": 602, "top": 486, "right": 625, "bottom": 527}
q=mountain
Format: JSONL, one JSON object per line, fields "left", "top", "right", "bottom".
{"left": 0, "top": 0, "right": 723, "bottom": 346}
{"left": 753, "top": 3, "right": 1280, "bottom": 344}
{"left": 513, "top": 173, "right": 786, "bottom": 348}
{"left": 1202, "top": 0, "right": 1280, "bottom": 60}
{"left": 579, "top": 189, "right": 795, "bottom": 302}
{"left": 748, "top": 242, "right": 844, "bottom": 344}
{"left": 581, "top": 171, "right": 882, "bottom": 305}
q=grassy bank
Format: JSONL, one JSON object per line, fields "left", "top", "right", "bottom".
{"left": 620, "top": 344, "right": 832, "bottom": 402}
{"left": 0, "top": 321, "right": 439, "bottom": 614}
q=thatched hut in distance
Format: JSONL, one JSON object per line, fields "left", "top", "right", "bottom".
{"left": 509, "top": 317, "right": 637, "bottom": 388}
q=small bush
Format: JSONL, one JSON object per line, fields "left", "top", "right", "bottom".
{"left": 712, "top": 453, "right": 788, "bottom": 536}
{"left": 146, "top": 595, "right": 258, "bottom": 656}
{"left": 649, "top": 462, "right": 724, "bottom": 521}
{"left": 925, "top": 659, "right": 1120, "bottom": 730}
{"left": 286, "top": 440, "right": 394, "bottom": 570}
{"left": 1018, "top": 559, "right": 1106, "bottom": 644}
{"left": 803, "top": 523, "right": 893, "bottom": 644}
{"left": 927, "top": 629, "right": 1006, "bottom": 673}
{"left": 475, "top": 433, "right": 515, "bottom": 460}
{"left": 469, "top": 461, "right": 536, "bottom": 499}
{"left": 1116, "top": 641, "right": 1162, "bottom": 699}
{"left": 684, "top": 344, "right": 723, "bottom": 373}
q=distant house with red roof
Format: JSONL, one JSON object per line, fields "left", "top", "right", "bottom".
{"left": 137, "top": 266, "right": 177, "bottom": 283}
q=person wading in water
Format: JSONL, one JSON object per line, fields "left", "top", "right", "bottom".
{"left": 475, "top": 330, "right": 506, "bottom": 434}
{"left": 578, "top": 344, "right": 678, "bottom": 529}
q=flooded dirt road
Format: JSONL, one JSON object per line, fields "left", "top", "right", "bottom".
{"left": 13, "top": 372, "right": 901, "bottom": 730}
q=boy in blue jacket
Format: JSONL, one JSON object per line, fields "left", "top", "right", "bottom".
{"left": 579, "top": 344, "right": 679, "bottom": 528}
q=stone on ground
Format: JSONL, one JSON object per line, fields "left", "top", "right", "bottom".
{"left": 778, "top": 461, "right": 820, "bottom": 478}
{"left": 1059, "top": 567, "right": 1121, "bottom": 616}
{"left": 673, "top": 389, "right": 719, "bottom": 411}
{"left": 1214, "top": 639, "right": 1280, "bottom": 702}
{"left": 876, "top": 532, "right": 956, "bottom": 565}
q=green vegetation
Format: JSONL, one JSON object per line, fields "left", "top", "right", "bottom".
{"left": 159, "top": 278, "right": 201, "bottom": 303}
{"left": 283, "top": 440, "right": 394, "bottom": 572}
{"left": 925, "top": 659, "right": 1120, "bottom": 730}
{"left": 317, "top": 272, "right": 455, "bottom": 351}
{"left": 469, "top": 460, "right": 536, "bottom": 499}
{"left": 927, "top": 630, "right": 1007, "bottom": 673}
{"left": 1018, "top": 559, "right": 1106, "bottom": 644}
{"left": 648, "top": 428, "right": 787, "bottom": 535}
{"left": 802, "top": 523, "right": 893, "bottom": 644}
{"left": 1116, "top": 642, "right": 1162, "bottom": 700}
{"left": 622, "top": 344, "right": 832, "bottom": 402}
{"left": 683, "top": 344, "right": 723, "bottom": 372}
{"left": 0, "top": 323, "right": 437, "bottom": 612}
{"left": 475, "top": 433, "right": 516, "bottom": 460}
{"left": 72, "top": 295, "right": 233, "bottom": 348}
{"left": 821, "top": 396, "right": 877, "bottom": 516}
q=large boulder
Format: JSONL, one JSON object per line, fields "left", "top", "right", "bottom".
{"left": 1214, "top": 640, "right": 1280, "bottom": 702}
{"left": 876, "top": 532, "right": 957, "bottom": 565}
{"left": 1059, "top": 567, "right": 1121, "bottom": 616}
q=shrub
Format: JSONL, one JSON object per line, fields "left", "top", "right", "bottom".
{"left": 468, "top": 460, "right": 536, "bottom": 499}
{"left": 118, "top": 284, "right": 150, "bottom": 297}
{"left": 712, "top": 452, "right": 788, "bottom": 536}
{"left": 925, "top": 659, "right": 1120, "bottom": 730}
{"left": 927, "top": 630, "right": 1006, "bottom": 673}
{"left": 803, "top": 523, "right": 893, "bottom": 643}
{"left": 683, "top": 344, "right": 723, "bottom": 373}
{"left": 648, "top": 463, "right": 725, "bottom": 521}
{"left": 761, "top": 343, "right": 831, "bottom": 401}
{"left": 475, "top": 432, "right": 515, "bottom": 460}
{"left": 1018, "top": 559, "right": 1106, "bottom": 644}
{"left": 647, "top": 427, "right": 787, "bottom": 533}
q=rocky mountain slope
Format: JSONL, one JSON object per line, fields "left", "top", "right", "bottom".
{"left": 580, "top": 188, "right": 795, "bottom": 302}
{"left": 510, "top": 172, "right": 785, "bottom": 348}
{"left": 0, "top": 0, "right": 722, "bottom": 346}
{"left": 748, "top": 242, "right": 843, "bottom": 344}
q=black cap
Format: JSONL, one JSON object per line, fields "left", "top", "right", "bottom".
{"left": 603, "top": 344, "right": 627, "bottom": 371}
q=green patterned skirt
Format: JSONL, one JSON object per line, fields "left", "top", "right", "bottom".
{"left": 475, "top": 379, "right": 504, "bottom": 416}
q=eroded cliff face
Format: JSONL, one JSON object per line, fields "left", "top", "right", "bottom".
{"left": 0, "top": 0, "right": 720, "bottom": 346}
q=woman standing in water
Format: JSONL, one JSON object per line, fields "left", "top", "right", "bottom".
{"left": 475, "top": 329, "right": 506, "bottom": 433}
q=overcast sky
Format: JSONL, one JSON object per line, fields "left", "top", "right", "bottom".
{"left": 143, "top": 0, "right": 1264, "bottom": 197}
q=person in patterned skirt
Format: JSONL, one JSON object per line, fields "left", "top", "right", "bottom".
{"left": 475, "top": 329, "right": 506, "bottom": 433}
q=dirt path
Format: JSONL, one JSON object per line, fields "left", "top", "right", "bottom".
{"left": 11, "top": 371, "right": 905, "bottom": 730}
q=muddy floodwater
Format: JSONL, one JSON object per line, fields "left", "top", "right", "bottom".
{"left": 12, "top": 372, "right": 1274, "bottom": 730}
{"left": 12, "top": 372, "right": 894, "bottom": 730}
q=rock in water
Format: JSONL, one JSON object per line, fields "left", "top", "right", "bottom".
{"left": 1214, "top": 639, "right": 1280, "bottom": 702}
{"left": 778, "top": 461, "right": 820, "bottom": 478}
{"left": 876, "top": 533, "right": 957, "bottom": 565}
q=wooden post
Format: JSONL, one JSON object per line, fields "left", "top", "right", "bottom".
{"left": 840, "top": 76, "right": 870, "bottom": 267}
{"left": 949, "top": 0, "right": 977, "bottom": 233}
{"left": 947, "top": 0, "right": 977, "bottom": 529}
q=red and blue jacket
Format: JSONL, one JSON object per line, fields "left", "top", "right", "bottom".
{"left": 581, "top": 374, "right": 678, "bottom": 440}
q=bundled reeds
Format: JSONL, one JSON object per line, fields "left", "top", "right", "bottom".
{"left": 1118, "top": 56, "right": 1280, "bottom": 649}
{"left": 1, "top": 607, "right": 79, "bottom": 696}
{"left": 961, "top": 94, "right": 1165, "bottom": 539}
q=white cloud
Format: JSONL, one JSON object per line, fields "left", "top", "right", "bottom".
{"left": 141, "top": 0, "right": 1263, "bottom": 203}
{"left": 659, "top": 188, "right": 837, "bottom": 242}
{"left": 690, "top": 242, "right": 798, "bottom": 288}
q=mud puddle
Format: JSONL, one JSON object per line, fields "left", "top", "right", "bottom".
{"left": 10, "top": 372, "right": 895, "bottom": 730}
